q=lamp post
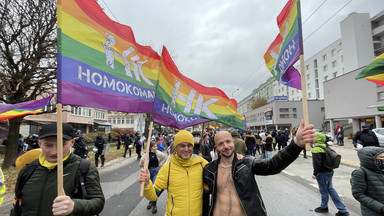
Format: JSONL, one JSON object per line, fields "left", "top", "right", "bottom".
{"left": 232, "top": 88, "right": 239, "bottom": 98}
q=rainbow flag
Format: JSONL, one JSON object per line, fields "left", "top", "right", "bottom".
{"left": 264, "top": 0, "right": 303, "bottom": 90}
{"left": 0, "top": 95, "right": 53, "bottom": 121}
{"left": 208, "top": 125, "right": 215, "bottom": 129}
{"left": 215, "top": 125, "right": 220, "bottom": 130}
{"left": 57, "top": 0, "right": 160, "bottom": 113}
{"left": 356, "top": 53, "right": 384, "bottom": 85}
{"left": 153, "top": 47, "right": 246, "bottom": 130}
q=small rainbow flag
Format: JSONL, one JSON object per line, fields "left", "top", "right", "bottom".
{"left": 215, "top": 125, "right": 220, "bottom": 130}
{"left": 153, "top": 47, "right": 245, "bottom": 130}
{"left": 57, "top": 0, "right": 160, "bottom": 113}
{"left": 264, "top": 0, "right": 303, "bottom": 90}
{"left": 356, "top": 53, "right": 384, "bottom": 85}
{"left": 0, "top": 95, "right": 53, "bottom": 121}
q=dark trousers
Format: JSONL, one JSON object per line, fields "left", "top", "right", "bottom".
{"left": 123, "top": 145, "right": 131, "bottom": 157}
{"left": 95, "top": 153, "right": 105, "bottom": 167}
{"left": 117, "top": 140, "right": 121, "bottom": 149}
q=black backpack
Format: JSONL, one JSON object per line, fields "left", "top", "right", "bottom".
{"left": 10, "top": 159, "right": 91, "bottom": 216}
{"left": 314, "top": 145, "right": 342, "bottom": 169}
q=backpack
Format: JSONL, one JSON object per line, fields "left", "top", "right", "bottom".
{"left": 10, "top": 159, "right": 91, "bottom": 216}
{"left": 359, "top": 131, "right": 376, "bottom": 146}
{"left": 314, "top": 145, "right": 342, "bottom": 169}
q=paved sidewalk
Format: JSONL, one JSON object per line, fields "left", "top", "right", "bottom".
{"left": 302, "top": 138, "right": 361, "bottom": 168}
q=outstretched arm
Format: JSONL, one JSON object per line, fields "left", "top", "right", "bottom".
{"left": 294, "top": 119, "right": 316, "bottom": 148}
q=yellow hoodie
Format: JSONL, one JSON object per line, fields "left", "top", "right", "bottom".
{"left": 144, "top": 153, "right": 208, "bottom": 216}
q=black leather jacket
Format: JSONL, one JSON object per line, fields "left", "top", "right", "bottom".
{"left": 202, "top": 141, "right": 303, "bottom": 216}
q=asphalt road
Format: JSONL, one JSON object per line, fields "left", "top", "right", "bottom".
{"left": 0, "top": 153, "right": 363, "bottom": 216}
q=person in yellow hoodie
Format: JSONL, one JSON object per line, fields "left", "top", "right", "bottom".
{"left": 138, "top": 130, "right": 208, "bottom": 216}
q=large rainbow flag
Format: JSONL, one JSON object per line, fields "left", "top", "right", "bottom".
{"left": 264, "top": 0, "right": 303, "bottom": 90}
{"left": 356, "top": 53, "right": 384, "bottom": 85}
{"left": 57, "top": 0, "right": 160, "bottom": 113}
{"left": 153, "top": 47, "right": 246, "bottom": 130}
{"left": 0, "top": 95, "right": 53, "bottom": 121}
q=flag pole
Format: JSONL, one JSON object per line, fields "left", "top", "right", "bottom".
{"left": 199, "top": 123, "right": 205, "bottom": 153}
{"left": 140, "top": 121, "right": 154, "bottom": 196}
{"left": 57, "top": 103, "right": 64, "bottom": 196}
{"left": 300, "top": 54, "right": 310, "bottom": 150}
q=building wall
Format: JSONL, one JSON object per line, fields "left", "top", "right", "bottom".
{"left": 341, "top": 13, "right": 374, "bottom": 73}
{"left": 323, "top": 68, "right": 383, "bottom": 119}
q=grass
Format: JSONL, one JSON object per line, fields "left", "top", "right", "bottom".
{"left": 1, "top": 143, "right": 139, "bottom": 196}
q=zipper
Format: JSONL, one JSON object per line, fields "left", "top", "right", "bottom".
{"left": 232, "top": 162, "right": 247, "bottom": 215}
{"left": 257, "top": 194, "right": 267, "bottom": 213}
{"left": 171, "top": 195, "right": 174, "bottom": 215}
{"left": 207, "top": 167, "right": 216, "bottom": 216}
{"left": 187, "top": 170, "right": 190, "bottom": 215}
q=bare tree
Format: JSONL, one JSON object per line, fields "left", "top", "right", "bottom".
{"left": 0, "top": 0, "right": 57, "bottom": 169}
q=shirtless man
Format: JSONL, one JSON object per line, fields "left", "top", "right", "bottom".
{"left": 202, "top": 119, "right": 316, "bottom": 216}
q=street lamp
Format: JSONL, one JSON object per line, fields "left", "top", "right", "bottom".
{"left": 232, "top": 88, "right": 240, "bottom": 98}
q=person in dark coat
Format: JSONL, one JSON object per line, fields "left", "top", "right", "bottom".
{"left": 123, "top": 133, "right": 131, "bottom": 158}
{"left": 353, "top": 125, "right": 379, "bottom": 147}
{"left": 94, "top": 134, "right": 106, "bottom": 167}
{"left": 351, "top": 146, "right": 384, "bottom": 216}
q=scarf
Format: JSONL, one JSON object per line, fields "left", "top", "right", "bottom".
{"left": 39, "top": 149, "right": 72, "bottom": 170}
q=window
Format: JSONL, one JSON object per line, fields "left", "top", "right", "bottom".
{"left": 323, "top": 65, "right": 328, "bottom": 72}
{"left": 293, "top": 114, "right": 297, "bottom": 118}
{"left": 315, "top": 80, "right": 319, "bottom": 88}
{"left": 307, "top": 83, "right": 310, "bottom": 89}
{"left": 341, "top": 55, "right": 343, "bottom": 62}
{"left": 316, "top": 89, "right": 320, "bottom": 98}
{"left": 321, "top": 107, "right": 325, "bottom": 112}
{"left": 126, "top": 117, "right": 130, "bottom": 124}
{"left": 331, "top": 49, "right": 336, "bottom": 56}
{"left": 71, "top": 106, "right": 91, "bottom": 117}
{"left": 307, "top": 74, "right": 310, "bottom": 80}
{"left": 279, "top": 108, "right": 289, "bottom": 112}
{"left": 322, "top": 54, "right": 327, "bottom": 61}
{"left": 112, "top": 118, "right": 116, "bottom": 124}
{"left": 121, "top": 118, "right": 125, "bottom": 124}
{"left": 130, "top": 117, "right": 135, "bottom": 124}
{"left": 308, "top": 92, "right": 311, "bottom": 98}
{"left": 378, "top": 92, "right": 384, "bottom": 101}
{"left": 292, "top": 108, "right": 297, "bottom": 112}
{"left": 332, "top": 60, "right": 337, "bottom": 68}
{"left": 313, "top": 59, "right": 318, "bottom": 68}
{"left": 94, "top": 111, "right": 105, "bottom": 120}
{"left": 306, "top": 64, "right": 309, "bottom": 70}
{"left": 314, "top": 69, "right": 318, "bottom": 78}
{"left": 280, "top": 114, "right": 290, "bottom": 119}
{"left": 333, "top": 72, "right": 337, "bottom": 78}
{"left": 324, "top": 76, "right": 328, "bottom": 82}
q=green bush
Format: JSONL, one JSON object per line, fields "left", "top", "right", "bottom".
{"left": 83, "top": 132, "right": 107, "bottom": 145}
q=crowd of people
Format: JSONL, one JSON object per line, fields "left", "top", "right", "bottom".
{"left": 2, "top": 121, "right": 384, "bottom": 215}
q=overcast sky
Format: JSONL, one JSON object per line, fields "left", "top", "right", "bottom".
{"left": 100, "top": 0, "right": 384, "bottom": 102}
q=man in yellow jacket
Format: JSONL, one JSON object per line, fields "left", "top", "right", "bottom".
{"left": 138, "top": 130, "right": 208, "bottom": 216}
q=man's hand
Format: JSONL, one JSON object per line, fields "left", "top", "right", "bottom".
{"left": 312, "top": 174, "right": 316, "bottom": 179}
{"left": 294, "top": 119, "right": 316, "bottom": 148}
{"left": 138, "top": 168, "right": 150, "bottom": 186}
{"left": 52, "top": 192, "right": 74, "bottom": 216}
{"left": 236, "top": 153, "right": 244, "bottom": 160}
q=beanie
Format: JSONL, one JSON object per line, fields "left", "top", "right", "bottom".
{"left": 174, "top": 130, "right": 194, "bottom": 148}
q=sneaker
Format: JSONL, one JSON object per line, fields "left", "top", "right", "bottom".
{"left": 314, "top": 207, "right": 329, "bottom": 213}
{"left": 146, "top": 201, "right": 152, "bottom": 210}
{"left": 152, "top": 205, "right": 157, "bottom": 214}
{"left": 335, "top": 211, "right": 349, "bottom": 216}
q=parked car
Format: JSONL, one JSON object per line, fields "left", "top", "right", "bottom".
{"left": 371, "top": 128, "right": 384, "bottom": 147}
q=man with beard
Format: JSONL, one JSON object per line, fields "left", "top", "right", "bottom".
{"left": 202, "top": 120, "right": 316, "bottom": 216}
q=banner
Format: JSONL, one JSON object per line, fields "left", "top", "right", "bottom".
{"left": 57, "top": 0, "right": 160, "bottom": 113}
{"left": 264, "top": 0, "right": 303, "bottom": 90}
{"left": 0, "top": 95, "right": 54, "bottom": 121}
{"left": 153, "top": 47, "right": 245, "bottom": 130}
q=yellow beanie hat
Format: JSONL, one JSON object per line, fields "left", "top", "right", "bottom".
{"left": 174, "top": 130, "right": 194, "bottom": 148}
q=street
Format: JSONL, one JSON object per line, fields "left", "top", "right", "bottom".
{"left": 0, "top": 152, "right": 362, "bottom": 216}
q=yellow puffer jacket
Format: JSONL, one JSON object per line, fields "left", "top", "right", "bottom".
{"left": 144, "top": 153, "right": 208, "bottom": 216}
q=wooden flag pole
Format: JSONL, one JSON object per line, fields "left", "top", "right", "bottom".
{"left": 199, "top": 123, "right": 205, "bottom": 153}
{"left": 140, "top": 121, "right": 154, "bottom": 196}
{"left": 57, "top": 103, "right": 64, "bottom": 196}
{"left": 300, "top": 54, "right": 310, "bottom": 150}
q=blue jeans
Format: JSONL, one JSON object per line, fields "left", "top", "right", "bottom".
{"left": 149, "top": 167, "right": 160, "bottom": 184}
{"left": 316, "top": 171, "right": 348, "bottom": 213}
{"left": 264, "top": 151, "right": 272, "bottom": 159}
